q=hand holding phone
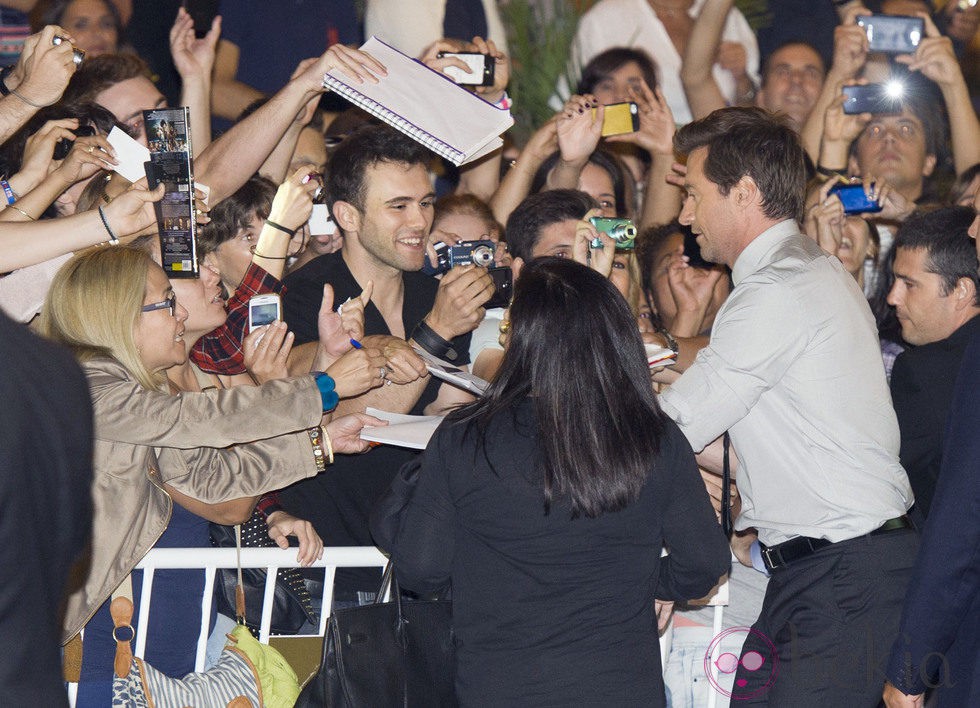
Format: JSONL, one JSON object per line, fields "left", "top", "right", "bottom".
{"left": 856, "top": 14, "right": 924, "bottom": 54}
{"left": 436, "top": 51, "right": 495, "bottom": 86}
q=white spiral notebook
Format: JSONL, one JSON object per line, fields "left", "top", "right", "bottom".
{"left": 322, "top": 36, "right": 513, "bottom": 166}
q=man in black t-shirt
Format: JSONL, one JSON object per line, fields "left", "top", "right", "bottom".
{"left": 281, "top": 125, "right": 493, "bottom": 602}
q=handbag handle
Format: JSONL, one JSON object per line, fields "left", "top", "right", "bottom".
{"left": 374, "top": 560, "right": 405, "bottom": 623}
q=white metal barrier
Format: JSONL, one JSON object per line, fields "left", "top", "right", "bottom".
{"left": 67, "top": 546, "right": 388, "bottom": 705}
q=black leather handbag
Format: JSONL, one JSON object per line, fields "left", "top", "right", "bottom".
{"left": 295, "top": 561, "right": 457, "bottom": 707}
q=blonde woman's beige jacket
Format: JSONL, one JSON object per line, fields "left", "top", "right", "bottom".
{"left": 62, "top": 357, "right": 323, "bottom": 644}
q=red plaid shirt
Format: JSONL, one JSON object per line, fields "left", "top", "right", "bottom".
{"left": 190, "top": 263, "right": 285, "bottom": 375}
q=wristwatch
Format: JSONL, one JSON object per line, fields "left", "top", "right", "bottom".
{"left": 659, "top": 328, "right": 680, "bottom": 357}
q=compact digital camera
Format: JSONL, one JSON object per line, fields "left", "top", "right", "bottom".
{"left": 423, "top": 239, "right": 496, "bottom": 275}
{"left": 589, "top": 217, "right": 637, "bottom": 250}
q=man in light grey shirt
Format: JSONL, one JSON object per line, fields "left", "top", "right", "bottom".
{"left": 659, "top": 107, "right": 917, "bottom": 706}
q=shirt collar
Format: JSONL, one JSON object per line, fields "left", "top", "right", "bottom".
{"left": 731, "top": 220, "right": 800, "bottom": 286}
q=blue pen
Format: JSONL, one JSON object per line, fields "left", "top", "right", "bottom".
{"left": 349, "top": 338, "right": 362, "bottom": 349}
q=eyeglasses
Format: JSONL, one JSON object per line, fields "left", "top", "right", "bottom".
{"left": 141, "top": 293, "right": 177, "bottom": 317}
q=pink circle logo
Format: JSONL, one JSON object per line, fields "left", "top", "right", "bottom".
{"left": 703, "top": 627, "right": 779, "bottom": 700}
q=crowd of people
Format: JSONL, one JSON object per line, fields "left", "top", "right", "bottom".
{"left": 0, "top": 0, "right": 978, "bottom": 706}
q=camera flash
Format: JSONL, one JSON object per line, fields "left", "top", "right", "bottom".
{"left": 884, "top": 81, "right": 905, "bottom": 99}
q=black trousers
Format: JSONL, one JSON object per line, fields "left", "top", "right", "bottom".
{"left": 733, "top": 528, "right": 919, "bottom": 706}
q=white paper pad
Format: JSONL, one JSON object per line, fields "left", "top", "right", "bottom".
{"left": 107, "top": 126, "right": 151, "bottom": 183}
{"left": 359, "top": 407, "right": 443, "bottom": 450}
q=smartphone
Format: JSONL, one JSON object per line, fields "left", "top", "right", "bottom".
{"left": 828, "top": 183, "right": 883, "bottom": 215}
{"left": 856, "top": 15, "right": 924, "bottom": 54}
{"left": 53, "top": 124, "right": 97, "bottom": 160}
{"left": 181, "top": 0, "right": 220, "bottom": 38}
{"left": 437, "top": 52, "right": 495, "bottom": 87}
{"left": 248, "top": 294, "right": 282, "bottom": 329}
{"left": 592, "top": 102, "right": 639, "bottom": 137}
{"left": 485, "top": 266, "right": 513, "bottom": 309}
{"left": 842, "top": 84, "right": 903, "bottom": 115}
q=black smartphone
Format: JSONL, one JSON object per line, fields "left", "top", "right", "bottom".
{"left": 486, "top": 266, "right": 513, "bottom": 309}
{"left": 437, "top": 52, "right": 495, "bottom": 87}
{"left": 828, "top": 183, "right": 883, "bottom": 215}
{"left": 842, "top": 84, "right": 903, "bottom": 115}
{"left": 181, "top": 0, "right": 220, "bottom": 38}
{"left": 53, "top": 124, "right": 97, "bottom": 160}
{"left": 856, "top": 15, "right": 924, "bottom": 54}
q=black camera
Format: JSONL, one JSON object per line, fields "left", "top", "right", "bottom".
{"left": 842, "top": 83, "right": 903, "bottom": 115}
{"left": 53, "top": 124, "right": 97, "bottom": 160}
{"left": 423, "top": 239, "right": 496, "bottom": 275}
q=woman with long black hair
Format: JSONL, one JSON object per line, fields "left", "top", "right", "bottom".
{"left": 373, "top": 257, "right": 730, "bottom": 706}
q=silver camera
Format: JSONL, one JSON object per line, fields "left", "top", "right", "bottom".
{"left": 53, "top": 35, "right": 85, "bottom": 66}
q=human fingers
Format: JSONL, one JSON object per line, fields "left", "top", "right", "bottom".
{"left": 326, "top": 45, "right": 387, "bottom": 83}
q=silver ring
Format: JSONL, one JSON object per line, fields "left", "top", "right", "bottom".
{"left": 379, "top": 366, "right": 387, "bottom": 379}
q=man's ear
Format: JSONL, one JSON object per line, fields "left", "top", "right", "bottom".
{"left": 331, "top": 200, "right": 360, "bottom": 234}
{"left": 922, "top": 154, "right": 937, "bottom": 178}
{"left": 848, "top": 154, "right": 860, "bottom": 177}
{"left": 511, "top": 257, "right": 524, "bottom": 281}
{"left": 953, "top": 276, "right": 977, "bottom": 310}
{"left": 733, "top": 175, "right": 759, "bottom": 209}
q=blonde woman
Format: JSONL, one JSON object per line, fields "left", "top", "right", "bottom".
{"left": 40, "top": 246, "right": 382, "bottom": 703}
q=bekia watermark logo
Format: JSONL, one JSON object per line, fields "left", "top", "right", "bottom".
{"left": 704, "top": 627, "right": 779, "bottom": 701}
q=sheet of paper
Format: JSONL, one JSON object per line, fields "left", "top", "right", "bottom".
{"left": 413, "top": 347, "right": 489, "bottom": 395}
{"left": 360, "top": 407, "right": 444, "bottom": 450}
{"left": 106, "top": 126, "right": 151, "bottom": 183}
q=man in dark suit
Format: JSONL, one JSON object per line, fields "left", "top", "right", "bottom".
{"left": 883, "top": 190, "right": 980, "bottom": 707}
{"left": 887, "top": 206, "right": 980, "bottom": 521}
{"left": 0, "top": 312, "right": 94, "bottom": 706}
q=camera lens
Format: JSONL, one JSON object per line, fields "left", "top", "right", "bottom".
{"left": 471, "top": 245, "right": 494, "bottom": 267}
{"left": 53, "top": 35, "right": 66, "bottom": 46}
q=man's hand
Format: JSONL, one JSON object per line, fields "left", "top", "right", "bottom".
{"left": 369, "top": 335, "right": 428, "bottom": 384}
{"left": 266, "top": 510, "right": 323, "bottom": 566}
{"left": 10, "top": 26, "right": 78, "bottom": 106}
{"left": 170, "top": 6, "right": 220, "bottom": 82}
{"left": 424, "top": 264, "right": 494, "bottom": 340}
{"left": 716, "top": 40, "right": 748, "bottom": 83}
{"left": 324, "top": 412, "right": 388, "bottom": 453}
{"left": 882, "top": 681, "right": 924, "bottom": 708}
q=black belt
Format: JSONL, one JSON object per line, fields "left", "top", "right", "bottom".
{"left": 760, "top": 515, "right": 914, "bottom": 572}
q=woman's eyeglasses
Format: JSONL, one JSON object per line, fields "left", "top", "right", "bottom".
{"left": 141, "top": 293, "right": 177, "bottom": 317}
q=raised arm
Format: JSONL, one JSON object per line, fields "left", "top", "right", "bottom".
{"left": 681, "top": 0, "right": 732, "bottom": 120}
{"left": 195, "top": 45, "right": 386, "bottom": 204}
{"left": 171, "top": 7, "right": 220, "bottom": 155}
{"left": 489, "top": 116, "right": 557, "bottom": 224}
{"left": 0, "top": 182, "right": 161, "bottom": 271}
{"left": 0, "top": 26, "right": 78, "bottom": 143}
{"left": 895, "top": 13, "right": 980, "bottom": 175}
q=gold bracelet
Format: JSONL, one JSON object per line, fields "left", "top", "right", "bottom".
{"left": 307, "top": 426, "right": 327, "bottom": 473}
{"left": 321, "top": 426, "right": 334, "bottom": 465}
{"left": 8, "top": 204, "right": 35, "bottom": 220}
